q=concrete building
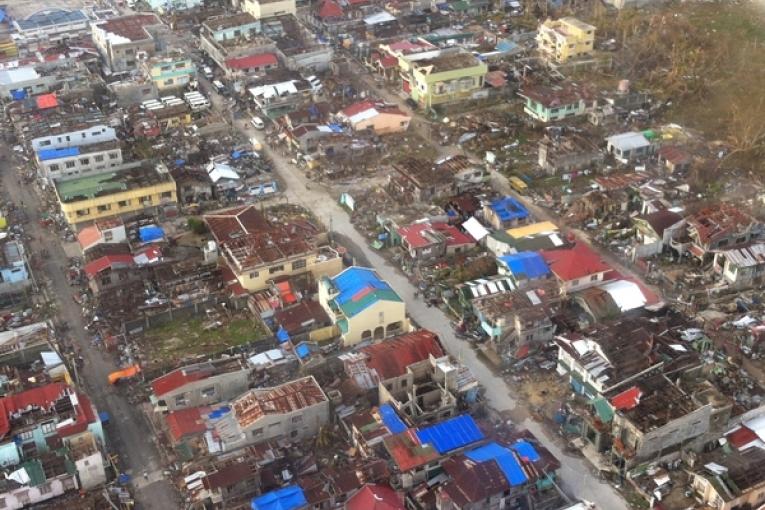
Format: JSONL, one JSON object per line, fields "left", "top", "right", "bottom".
{"left": 336, "top": 101, "right": 411, "bottom": 135}
{"left": 208, "top": 376, "right": 329, "bottom": 452}
{"left": 483, "top": 196, "right": 530, "bottom": 230}
{"left": 519, "top": 84, "right": 594, "bottom": 123}
{"left": 714, "top": 243, "right": 765, "bottom": 288}
{"left": 538, "top": 133, "right": 604, "bottom": 175}
{"left": 397, "top": 221, "right": 475, "bottom": 262}
{"left": 0, "top": 67, "right": 57, "bottom": 99}
{"left": 150, "top": 358, "right": 252, "bottom": 412}
{"left": 35, "top": 140, "right": 124, "bottom": 183}
{"left": 685, "top": 203, "right": 765, "bottom": 261}
{"left": 400, "top": 48, "right": 487, "bottom": 109}
{"left": 319, "top": 266, "right": 408, "bottom": 346}
{"left": 142, "top": 51, "right": 196, "bottom": 92}
{"left": 632, "top": 209, "right": 684, "bottom": 259}
{"left": 242, "top": 0, "right": 297, "bottom": 19}
{"left": 689, "top": 448, "right": 765, "bottom": 510}
{"left": 606, "top": 131, "right": 655, "bottom": 163}
{"left": 536, "top": 17, "right": 595, "bottom": 63}
{"left": 541, "top": 243, "right": 611, "bottom": 293}
{"left": 204, "top": 205, "right": 342, "bottom": 292}
{"left": 54, "top": 162, "right": 177, "bottom": 227}
{"left": 92, "top": 14, "right": 163, "bottom": 74}
{"left": 31, "top": 124, "right": 117, "bottom": 153}
{"left": 11, "top": 9, "right": 91, "bottom": 49}
{"left": 199, "top": 13, "right": 278, "bottom": 78}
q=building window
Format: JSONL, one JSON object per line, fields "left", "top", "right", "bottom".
{"left": 292, "top": 259, "right": 306, "bottom": 270}
{"left": 160, "top": 191, "right": 173, "bottom": 199}
{"left": 175, "top": 395, "right": 188, "bottom": 406}
{"left": 108, "top": 152, "right": 119, "bottom": 160}
{"left": 0, "top": 497, "right": 6, "bottom": 508}
{"left": 41, "top": 421, "right": 56, "bottom": 434}
{"left": 140, "top": 196, "right": 152, "bottom": 205}
{"left": 76, "top": 209, "right": 90, "bottom": 217}
{"left": 175, "top": 62, "right": 187, "bottom": 69}
{"left": 290, "top": 430, "right": 298, "bottom": 438}
{"left": 49, "top": 164, "right": 59, "bottom": 171}
{"left": 118, "top": 200, "right": 130, "bottom": 207}
{"left": 571, "top": 279, "right": 579, "bottom": 287}
{"left": 38, "top": 483, "right": 51, "bottom": 495}
{"left": 291, "top": 415, "right": 303, "bottom": 423}
{"left": 201, "top": 386, "right": 215, "bottom": 398}
{"left": 164, "top": 79, "right": 174, "bottom": 86}
{"left": 19, "top": 430, "right": 33, "bottom": 441}
{"left": 94, "top": 155, "right": 104, "bottom": 162}
{"left": 269, "top": 265, "right": 284, "bottom": 274}
{"left": 252, "top": 428, "right": 263, "bottom": 437}
{"left": 249, "top": 271, "right": 259, "bottom": 279}
{"left": 80, "top": 158, "right": 90, "bottom": 165}
{"left": 104, "top": 231, "right": 113, "bottom": 241}
{"left": 65, "top": 161, "right": 76, "bottom": 169}
{"left": 97, "top": 204, "right": 111, "bottom": 212}
{"left": 590, "top": 274, "right": 598, "bottom": 282}
{"left": 39, "top": 140, "right": 51, "bottom": 147}
{"left": 269, "top": 422, "right": 281, "bottom": 429}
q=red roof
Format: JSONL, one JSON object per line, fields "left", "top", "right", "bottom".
{"left": 165, "top": 406, "right": 211, "bottom": 441}
{"left": 347, "top": 484, "right": 404, "bottom": 510}
{"left": 151, "top": 366, "right": 215, "bottom": 397}
{"left": 360, "top": 330, "right": 444, "bottom": 380}
{"left": 341, "top": 100, "right": 377, "bottom": 118}
{"left": 83, "top": 254, "right": 135, "bottom": 278}
{"left": 728, "top": 426, "right": 759, "bottom": 449}
{"left": 225, "top": 53, "right": 278, "bottom": 70}
{"left": 541, "top": 243, "right": 611, "bottom": 282}
{"left": 77, "top": 225, "right": 101, "bottom": 251}
{"left": 35, "top": 93, "right": 58, "bottom": 110}
{"left": 611, "top": 386, "right": 642, "bottom": 411}
{"left": 0, "top": 383, "right": 96, "bottom": 439}
{"left": 398, "top": 222, "right": 474, "bottom": 249}
{"left": 275, "top": 281, "right": 297, "bottom": 306}
{"left": 318, "top": 0, "right": 343, "bottom": 18}
{"left": 384, "top": 429, "right": 439, "bottom": 471}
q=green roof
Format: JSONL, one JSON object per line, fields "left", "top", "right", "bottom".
{"left": 56, "top": 172, "right": 126, "bottom": 201}
{"left": 450, "top": 0, "right": 470, "bottom": 11}
{"left": 338, "top": 289, "right": 402, "bottom": 317}
{"left": 591, "top": 397, "right": 614, "bottom": 423}
{"left": 337, "top": 318, "right": 349, "bottom": 334}
{"left": 20, "top": 459, "right": 46, "bottom": 486}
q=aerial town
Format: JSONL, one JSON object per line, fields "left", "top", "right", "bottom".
{"left": 0, "top": 0, "right": 763, "bottom": 509}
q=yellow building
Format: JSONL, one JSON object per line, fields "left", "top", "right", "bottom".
{"left": 404, "top": 49, "right": 488, "bottom": 109}
{"left": 142, "top": 52, "right": 196, "bottom": 92}
{"left": 242, "top": 0, "right": 296, "bottom": 19}
{"left": 55, "top": 163, "right": 177, "bottom": 227}
{"left": 318, "top": 266, "right": 409, "bottom": 347}
{"left": 536, "top": 17, "right": 595, "bottom": 63}
{"left": 204, "top": 205, "right": 343, "bottom": 292}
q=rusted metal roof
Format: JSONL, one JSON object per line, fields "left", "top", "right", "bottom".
{"left": 233, "top": 376, "right": 327, "bottom": 429}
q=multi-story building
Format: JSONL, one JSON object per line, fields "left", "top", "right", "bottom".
{"left": 0, "top": 67, "right": 57, "bottom": 99}
{"left": 319, "top": 266, "right": 409, "bottom": 346}
{"left": 207, "top": 376, "right": 329, "bottom": 452}
{"left": 142, "top": 51, "right": 196, "bottom": 92}
{"left": 10, "top": 8, "right": 91, "bottom": 49}
{"left": 204, "top": 204, "right": 342, "bottom": 292}
{"left": 402, "top": 48, "right": 487, "bottom": 109}
{"left": 518, "top": 84, "right": 595, "bottom": 123}
{"left": 54, "top": 162, "right": 177, "bottom": 228}
{"left": 30, "top": 124, "right": 117, "bottom": 152}
{"left": 35, "top": 140, "right": 124, "bottom": 183}
{"left": 150, "top": 358, "right": 252, "bottom": 412}
{"left": 92, "top": 14, "right": 163, "bottom": 74}
{"left": 536, "top": 17, "right": 596, "bottom": 63}
{"left": 685, "top": 203, "right": 765, "bottom": 261}
{"left": 242, "top": 0, "right": 297, "bottom": 19}
{"left": 0, "top": 239, "right": 33, "bottom": 308}
{"left": 689, "top": 446, "right": 765, "bottom": 510}
{"left": 714, "top": 243, "right": 765, "bottom": 288}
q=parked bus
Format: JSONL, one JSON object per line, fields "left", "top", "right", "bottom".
{"left": 509, "top": 176, "right": 528, "bottom": 194}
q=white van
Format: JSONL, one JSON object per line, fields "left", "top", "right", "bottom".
{"left": 250, "top": 116, "right": 265, "bottom": 130}
{"left": 306, "top": 75, "right": 322, "bottom": 92}
{"left": 212, "top": 80, "right": 226, "bottom": 95}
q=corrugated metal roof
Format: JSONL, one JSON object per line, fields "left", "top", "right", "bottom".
{"left": 498, "top": 252, "right": 550, "bottom": 279}
{"left": 379, "top": 404, "right": 407, "bottom": 434}
{"left": 466, "top": 441, "right": 528, "bottom": 486}
{"left": 38, "top": 146, "right": 80, "bottom": 161}
{"left": 416, "top": 414, "right": 483, "bottom": 454}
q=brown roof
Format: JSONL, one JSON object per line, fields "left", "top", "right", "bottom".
{"left": 233, "top": 376, "right": 327, "bottom": 429}
{"left": 274, "top": 301, "right": 331, "bottom": 335}
{"left": 97, "top": 14, "right": 161, "bottom": 42}
{"left": 440, "top": 456, "right": 509, "bottom": 505}
{"left": 205, "top": 205, "right": 271, "bottom": 241}
{"left": 519, "top": 83, "right": 594, "bottom": 108}
{"left": 202, "top": 462, "right": 254, "bottom": 490}
{"left": 359, "top": 330, "right": 444, "bottom": 380}
{"left": 638, "top": 209, "right": 683, "bottom": 237}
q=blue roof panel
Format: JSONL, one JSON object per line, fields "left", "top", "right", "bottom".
{"left": 332, "top": 267, "right": 391, "bottom": 305}
{"left": 490, "top": 196, "right": 529, "bottom": 222}
{"left": 467, "top": 441, "right": 528, "bottom": 486}
{"left": 511, "top": 440, "right": 540, "bottom": 462}
{"left": 379, "top": 404, "right": 407, "bottom": 434}
{"left": 276, "top": 326, "right": 290, "bottom": 343}
{"left": 498, "top": 252, "right": 549, "bottom": 279}
{"left": 251, "top": 485, "right": 307, "bottom": 510}
{"left": 37, "top": 147, "right": 79, "bottom": 161}
{"left": 295, "top": 343, "right": 310, "bottom": 359}
{"left": 415, "top": 414, "right": 484, "bottom": 454}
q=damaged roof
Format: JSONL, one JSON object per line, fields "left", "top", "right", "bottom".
{"left": 232, "top": 376, "right": 327, "bottom": 429}
{"left": 686, "top": 202, "right": 759, "bottom": 245}
{"left": 359, "top": 329, "right": 444, "bottom": 380}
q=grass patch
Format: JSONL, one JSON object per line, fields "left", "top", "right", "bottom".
{"left": 142, "top": 316, "right": 268, "bottom": 367}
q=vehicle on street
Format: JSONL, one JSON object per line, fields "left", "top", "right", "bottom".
{"left": 251, "top": 116, "right": 265, "bottom": 130}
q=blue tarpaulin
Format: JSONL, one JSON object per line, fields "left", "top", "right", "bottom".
{"left": 490, "top": 196, "right": 529, "bottom": 223}
{"left": 139, "top": 226, "right": 164, "bottom": 243}
{"left": 0, "top": 9, "right": 5, "bottom": 23}
{"left": 416, "top": 414, "right": 484, "bottom": 454}
{"left": 332, "top": 267, "right": 391, "bottom": 306}
{"left": 231, "top": 150, "right": 242, "bottom": 159}
{"left": 467, "top": 442, "right": 528, "bottom": 486}
{"left": 38, "top": 147, "right": 79, "bottom": 161}
{"left": 295, "top": 343, "right": 310, "bottom": 359}
{"left": 251, "top": 485, "right": 307, "bottom": 510}
{"left": 98, "top": 411, "right": 110, "bottom": 424}
{"left": 512, "top": 440, "right": 540, "bottom": 462}
{"left": 379, "top": 403, "right": 407, "bottom": 434}
{"left": 276, "top": 326, "right": 290, "bottom": 343}
{"left": 175, "top": 159, "right": 185, "bottom": 167}
{"left": 498, "top": 252, "right": 550, "bottom": 279}
{"left": 208, "top": 407, "right": 231, "bottom": 420}
{"left": 10, "top": 89, "right": 27, "bottom": 101}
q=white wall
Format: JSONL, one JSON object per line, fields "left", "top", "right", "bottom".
{"left": 31, "top": 125, "right": 117, "bottom": 151}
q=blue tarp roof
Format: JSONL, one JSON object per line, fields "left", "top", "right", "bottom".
{"left": 467, "top": 442, "right": 528, "bottom": 486}
{"left": 139, "top": 226, "right": 164, "bottom": 242}
{"left": 276, "top": 326, "right": 290, "bottom": 343}
{"left": 512, "top": 440, "right": 540, "bottom": 462}
{"left": 11, "top": 89, "right": 27, "bottom": 100}
{"left": 490, "top": 196, "right": 529, "bottom": 222}
{"left": 208, "top": 406, "right": 231, "bottom": 420}
{"left": 332, "top": 267, "right": 390, "bottom": 305}
{"left": 498, "top": 252, "right": 550, "bottom": 279}
{"left": 251, "top": 485, "right": 307, "bottom": 510}
{"left": 295, "top": 343, "right": 310, "bottom": 359}
{"left": 416, "top": 414, "right": 484, "bottom": 454}
{"left": 379, "top": 404, "right": 407, "bottom": 434}
{"left": 175, "top": 159, "right": 185, "bottom": 167}
{"left": 38, "top": 147, "right": 79, "bottom": 161}
{"left": 0, "top": 9, "right": 5, "bottom": 23}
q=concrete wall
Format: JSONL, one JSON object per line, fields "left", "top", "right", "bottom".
{"left": 241, "top": 398, "right": 329, "bottom": 446}
{"left": 75, "top": 451, "right": 107, "bottom": 490}
{"left": 31, "top": 126, "right": 117, "bottom": 152}
{"left": 161, "top": 369, "right": 251, "bottom": 412}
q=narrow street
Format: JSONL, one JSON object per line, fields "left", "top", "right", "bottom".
{"left": 210, "top": 89, "right": 629, "bottom": 507}
{"left": 0, "top": 149, "right": 178, "bottom": 510}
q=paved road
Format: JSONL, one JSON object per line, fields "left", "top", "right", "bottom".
{"left": 198, "top": 87, "right": 627, "bottom": 506}
{"left": 0, "top": 151, "right": 178, "bottom": 510}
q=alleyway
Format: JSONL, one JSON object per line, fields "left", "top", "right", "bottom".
{"left": 0, "top": 149, "right": 178, "bottom": 509}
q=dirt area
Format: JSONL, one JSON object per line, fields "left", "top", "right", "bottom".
{"left": 139, "top": 315, "right": 267, "bottom": 369}
{"left": 509, "top": 369, "right": 568, "bottom": 417}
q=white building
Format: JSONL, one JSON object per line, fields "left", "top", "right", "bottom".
{"left": 31, "top": 125, "right": 117, "bottom": 152}
{"left": 35, "top": 141, "right": 124, "bottom": 183}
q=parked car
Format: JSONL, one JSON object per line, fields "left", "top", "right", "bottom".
{"left": 250, "top": 116, "right": 265, "bottom": 130}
